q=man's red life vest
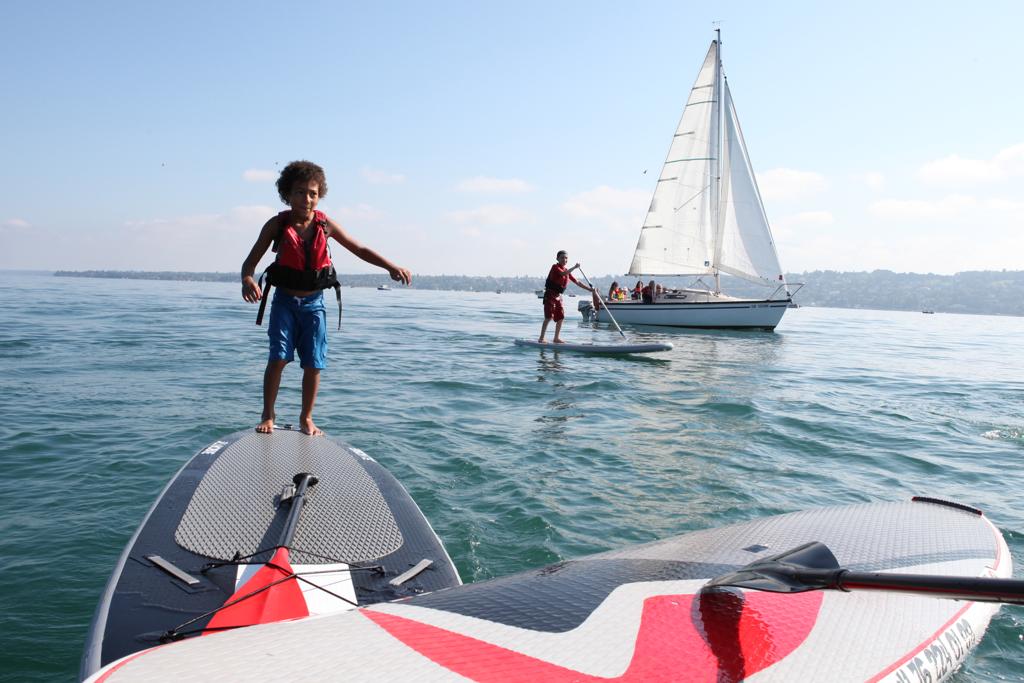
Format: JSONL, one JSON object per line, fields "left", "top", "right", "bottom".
{"left": 544, "top": 264, "right": 572, "bottom": 295}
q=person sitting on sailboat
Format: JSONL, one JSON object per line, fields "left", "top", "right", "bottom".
{"left": 642, "top": 280, "right": 656, "bottom": 304}
{"left": 607, "top": 281, "right": 620, "bottom": 301}
{"left": 538, "top": 250, "right": 596, "bottom": 344}
{"left": 633, "top": 281, "right": 643, "bottom": 300}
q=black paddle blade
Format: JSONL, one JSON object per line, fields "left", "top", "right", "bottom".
{"left": 707, "top": 540, "right": 1024, "bottom": 606}
{"left": 705, "top": 541, "right": 843, "bottom": 593}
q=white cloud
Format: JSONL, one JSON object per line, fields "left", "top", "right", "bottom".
{"left": 455, "top": 176, "right": 533, "bottom": 193}
{"left": 779, "top": 211, "right": 835, "bottom": 228}
{"left": 22, "top": 205, "right": 280, "bottom": 272}
{"left": 757, "top": 169, "right": 827, "bottom": 201}
{"left": 361, "top": 167, "right": 406, "bottom": 184}
{"left": 918, "top": 143, "right": 1024, "bottom": 185}
{"left": 4, "top": 218, "right": 30, "bottom": 228}
{"left": 868, "top": 194, "right": 979, "bottom": 221}
{"left": 771, "top": 211, "right": 834, "bottom": 244}
{"left": 994, "top": 144, "right": 1024, "bottom": 176}
{"left": 243, "top": 169, "right": 276, "bottom": 182}
{"left": 862, "top": 172, "right": 885, "bottom": 190}
{"left": 447, "top": 204, "right": 534, "bottom": 226}
{"left": 805, "top": 194, "right": 1023, "bottom": 273}
{"left": 334, "top": 203, "right": 384, "bottom": 224}
{"left": 561, "top": 185, "right": 649, "bottom": 225}
{"left": 986, "top": 197, "right": 1024, "bottom": 213}
{"left": 553, "top": 187, "right": 651, "bottom": 273}
{"left": 123, "top": 205, "right": 274, "bottom": 230}
{"left": 918, "top": 156, "right": 1001, "bottom": 185}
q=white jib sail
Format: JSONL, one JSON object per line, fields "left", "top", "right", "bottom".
{"left": 628, "top": 42, "right": 720, "bottom": 276}
{"left": 715, "top": 80, "right": 786, "bottom": 287}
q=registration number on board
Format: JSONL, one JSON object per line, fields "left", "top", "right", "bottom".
{"left": 890, "top": 617, "right": 978, "bottom": 683}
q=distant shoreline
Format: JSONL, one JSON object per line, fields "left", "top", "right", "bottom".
{"left": 44, "top": 269, "right": 1024, "bottom": 317}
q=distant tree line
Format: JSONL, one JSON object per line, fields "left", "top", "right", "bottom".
{"left": 53, "top": 269, "right": 1024, "bottom": 317}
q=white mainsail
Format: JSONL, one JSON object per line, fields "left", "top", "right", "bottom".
{"left": 628, "top": 42, "right": 719, "bottom": 276}
{"left": 628, "top": 39, "right": 785, "bottom": 289}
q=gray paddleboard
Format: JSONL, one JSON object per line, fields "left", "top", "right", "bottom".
{"left": 514, "top": 338, "right": 672, "bottom": 354}
{"left": 80, "top": 427, "right": 461, "bottom": 680}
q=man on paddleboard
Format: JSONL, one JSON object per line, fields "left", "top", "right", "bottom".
{"left": 538, "top": 250, "right": 596, "bottom": 344}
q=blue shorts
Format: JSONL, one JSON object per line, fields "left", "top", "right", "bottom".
{"left": 267, "top": 290, "right": 327, "bottom": 369}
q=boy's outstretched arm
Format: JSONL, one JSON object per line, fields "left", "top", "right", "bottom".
{"left": 241, "top": 216, "right": 280, "bottom": 302}
{"left": 326, "top": 218, "right": 412, "bottom": 285}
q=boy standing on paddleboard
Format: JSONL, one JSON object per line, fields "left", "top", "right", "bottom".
{"left": 241, "top": 160, "right": 411, "bottom": 436}
{"left": 539, "top": 250, "right": 596, "bottom": 344}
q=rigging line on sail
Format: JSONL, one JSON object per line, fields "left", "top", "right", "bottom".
{"left": 674, "top": 184, "right": 712, "bottom": 213}
{"left": 686, "top": 99, "right": 716, "bottom": 107}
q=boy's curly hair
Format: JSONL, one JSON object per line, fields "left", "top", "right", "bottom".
{"left": 276, "top": 160, "right": 328, "bottom": 203}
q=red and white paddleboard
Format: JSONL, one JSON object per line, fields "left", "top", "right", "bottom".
{"left": 87, "top": 498, "right": 1010, "bottom": 682}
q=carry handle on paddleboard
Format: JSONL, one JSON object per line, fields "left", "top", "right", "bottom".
{"left": 576, "top": 266, "right": 627, "bottom": 340}
{"left": 278, "top": 472, "right": 319, "bottom": 549}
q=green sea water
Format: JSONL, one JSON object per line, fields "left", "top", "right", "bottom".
{"left": 1, "top": 271, "right": 1022, "bottom": 681}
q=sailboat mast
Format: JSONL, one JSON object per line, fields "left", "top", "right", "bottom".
{"left": 712, "top": 29, "right": 723, "bottom": 294}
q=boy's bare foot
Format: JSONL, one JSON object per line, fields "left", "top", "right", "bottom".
{"left": 256, "top": 416, "right": 275, "bottom": 433}
{"left": 537, "top": 338, "right": 546, "bottom": 343}
{"left": 300, "top": 418, "right": 324, "bottom": 436}
{"left": 553, "top": 338, "right": 566, "bottom": 344}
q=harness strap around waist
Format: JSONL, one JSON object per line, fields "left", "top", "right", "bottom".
{"left": 255, "top": 272, "right": 270, "bottom": 326}
{"left": 333, "top": 282, "right": 342, "bottom": 330}
{"left": 254, "top": 272, "right": 342, "bottom": 331}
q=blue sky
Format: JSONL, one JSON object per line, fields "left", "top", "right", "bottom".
{"left": 2, "top": 1, "right": 1021, "bottom": 277}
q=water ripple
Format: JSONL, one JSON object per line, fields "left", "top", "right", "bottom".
{"left": 2, "top": 275, "right": 1024, "bottom": 681}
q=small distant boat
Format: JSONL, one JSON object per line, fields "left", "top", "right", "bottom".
{"left": 535, "top": 289, "right": 544, "bottom": 299}
{"left": 377, "top": 285, "right": 390, "bottom": 291}
{"left": 922, "top": 310, "right": 935, "bottom": 314}
{"left": 496, "top": 290, "right": 502, "bottom": 294}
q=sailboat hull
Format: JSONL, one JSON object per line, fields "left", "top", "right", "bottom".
{"left": 580, "top": 298, "right": 790, "bottom": 330}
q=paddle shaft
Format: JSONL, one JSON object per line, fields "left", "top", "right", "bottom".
{"left": 278, "top": 472, "right": 319, "bottom": 549}
{"left": 833, "top": 570, "right": 1024, "bottom": 605}
{"left": 576, "top": 267, "right": 627, "bottom": 339}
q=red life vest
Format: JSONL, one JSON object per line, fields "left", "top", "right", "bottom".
{"left": 266, "top": 210, "right": 338, "bottom": 292}
{"left": 255, "top": 210, "right": 343, "bottom": 329}
{"left": 544, "top": 264, "right": 570, "bottom": 295}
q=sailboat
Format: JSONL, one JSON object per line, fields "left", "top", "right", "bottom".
{"left": 580, "top": 31, "right": 800, "bottom": 330}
